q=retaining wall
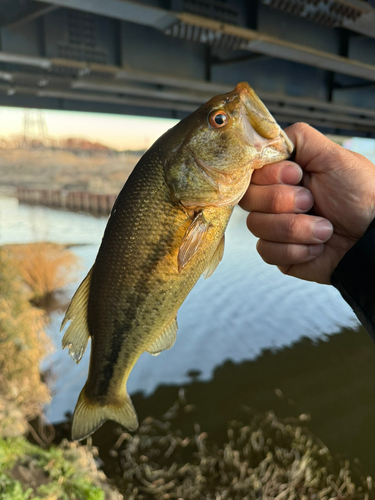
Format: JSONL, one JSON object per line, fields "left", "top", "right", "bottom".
{"left": 16, "top": 187, "right": 117, "bottom": 215}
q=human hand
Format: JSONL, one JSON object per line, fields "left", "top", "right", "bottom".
{"left": 240, "top": 123, "right": 375, "bottom": 284}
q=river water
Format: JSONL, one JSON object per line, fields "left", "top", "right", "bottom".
{"left": 2, "top": 195, "right": 375, "bottom": 473}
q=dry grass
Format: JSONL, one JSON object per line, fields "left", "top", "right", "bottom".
{"left": 4, "top": 242, "right": 81, "bottom": 300}
{"left": 0, "top": 243, "right": 80, "bottom": 436}
{"left": 0, "top": 148, "right": 139, "bottom": 193}
{"left": 0, "top": 249, "right": 52, "bottom": 437}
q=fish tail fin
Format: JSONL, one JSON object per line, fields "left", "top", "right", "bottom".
{"left": 72, "top": 384, "right": 139, "bottom": 441}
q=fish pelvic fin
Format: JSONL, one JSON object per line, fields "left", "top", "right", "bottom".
{"left": 146, "top": 316, "right": 178, "bottom": 356}
{"left": 61, "top": 267, "right": 93, "bottom": 364}
{"left": 72, "top": 384, "right": 139, "bottom": 441}
{"left": 203, "top": 234, "right": 225, "bottom": 279}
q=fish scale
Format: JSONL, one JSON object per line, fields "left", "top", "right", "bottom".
{"left": 86, "top": 146, "right": 232, "bottom": 412}
{"left": 61, "top": 82, "right": 293, "bottom": 440}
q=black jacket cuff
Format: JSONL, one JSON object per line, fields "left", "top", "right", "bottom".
{"left": 331, "top": 219, "right": 375, "bottom": 342}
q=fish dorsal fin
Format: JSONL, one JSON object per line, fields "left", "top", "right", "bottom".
{"left": 147, "top": 317, "right": 178, "bottom": 356}
{"left": 203, "top": 234, "right": 225, "bottom": 279}
{"left": 178, "top": 212, "right": 210, "bottom": 272}
{"left": 60, "top": 267, "right": 93, "bottom": 364}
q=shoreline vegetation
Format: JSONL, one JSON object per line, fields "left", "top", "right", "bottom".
{"left": 0, "top": 243, "right": 122, "bottom": 499}
{"left": 0, "top": 247, "right": 51, "bottom": 438}
{"left": 0, "top": 242, "right": 374, "bottom": 499}
{"left": 3, "top": 243, "right": 81, "bottom": 307}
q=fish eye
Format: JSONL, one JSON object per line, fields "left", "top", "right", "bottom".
{"left": 209, "top": 111, "right": 228, "bottom": 128}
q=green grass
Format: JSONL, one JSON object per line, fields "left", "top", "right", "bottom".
{"left": 0, "top": 437, "right": 106, "bottom": 500}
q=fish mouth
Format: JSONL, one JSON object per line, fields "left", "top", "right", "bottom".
{"left": 236, "top": 82, "right": 294, "bottom": 159}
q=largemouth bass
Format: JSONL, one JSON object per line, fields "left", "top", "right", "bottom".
{"left": 61, "top": 82, "right": 293, "bottom": 441}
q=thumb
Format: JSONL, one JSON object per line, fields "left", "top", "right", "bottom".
{"left": 284, "top": 122, "right": 338, "bottom": 171}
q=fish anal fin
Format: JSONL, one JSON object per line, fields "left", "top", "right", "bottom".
{"left": 147, "top": 317, "right": 178, "bottom": 356}
{"left": 178, "top": 212, "right": 210, "bottom": 272}
{"left": 61, "top": 267, "right": 93, "bottom": 364}
{"left": 203, "top": 234, "right": 225, "bottom": 279}
{"left": 72, "top": 384, "right": 138, "bottom": 441}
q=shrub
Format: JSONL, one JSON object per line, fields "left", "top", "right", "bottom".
{"left": 0, "top": 250, "right": 51, "bottom": 437}
{"left": 4, "top": 243, "right": 80, "bottom": 301}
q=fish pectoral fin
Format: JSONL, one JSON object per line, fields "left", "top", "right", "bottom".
{"left": 203, "top": 234, "right": 225, "bottom": 279}
{"left": 178, "top": 211, "right": 210, "bottom": 272}
{"left": 72, "top": 384, "right": 138, "bottom": 441}
{"left": 61, "top": 267, "right": 93, "bottom": 364}
{"left": 147, "top": 317, "right": 178, "bottom": 356}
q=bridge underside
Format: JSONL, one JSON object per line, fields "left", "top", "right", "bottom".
{"left": 1, "top": 0, "right": 375, "bottom": 137}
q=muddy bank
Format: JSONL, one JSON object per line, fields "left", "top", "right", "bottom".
{"left": 52, "top": 394, "right": 374, "bottom": 500}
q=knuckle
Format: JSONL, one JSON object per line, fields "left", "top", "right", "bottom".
{"left": 289, "top": 122, "right": 312, "bottom": 136}
{"left": 270, "top": 164, "right": 283, "bottom": 183}
{"left": 295, "top": 122, "right": 311, "bottom": 132}
{"left": 286, "top": 244, "right": 300, "bottom": 261}
{"left": 284, "top": 216, "right": 299, "bottom": 240}
{"left": 292, "top": 122, "right": 325, "bottom": 146}
{"left": 270, "top": 187, "right": 287, "bottom": 212}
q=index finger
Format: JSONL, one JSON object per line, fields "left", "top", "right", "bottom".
{"left": 251, "top": 160, "right": 303, "bottom": 186}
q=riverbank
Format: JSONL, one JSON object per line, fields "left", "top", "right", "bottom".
{"left": 0, "top": 438, "right": 122, "bottom": 500}
{"left": 0, "top": 148, "right": 140, "bottom": 194}
{"left": 52, "top": 394, "right": 375, "bottom": 499}
{"left": 0, "top": 243, "right": 124, "bottom": 499}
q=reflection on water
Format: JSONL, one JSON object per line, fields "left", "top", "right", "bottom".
{"left": 113, "top": 326, "right": 374, "bottom": 476}
{"left": 2, "top": 195, "right": 373, "bottom": 471}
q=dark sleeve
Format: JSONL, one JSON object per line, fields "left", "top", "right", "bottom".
{"left": 331, "top": 219, "right": 375, "bottom": 342}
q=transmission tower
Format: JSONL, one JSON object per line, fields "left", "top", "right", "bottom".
{"left": 23, "top": 109, "right": 48, "bottom": 148}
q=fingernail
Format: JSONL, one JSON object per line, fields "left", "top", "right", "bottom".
{"left": 295, "top": 189, "right": 313, "bottom": 211}
{"left": 309, "top": 244, "right": 324, "bottom": 256}
{"left": 280, "top": 164, "right": 302, "bottom": 184}
{"left": 313, "top": 220, "right": 333, "bottom": 241}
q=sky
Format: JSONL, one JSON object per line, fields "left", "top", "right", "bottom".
{"left": 343, "top": 136, "right": 375, "bottom": 163}
{"left": 1, "top": 105, "right": 375, "bottom": 157}
{"left": 0, "top": 106, "right": 179, "bottom": 151}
